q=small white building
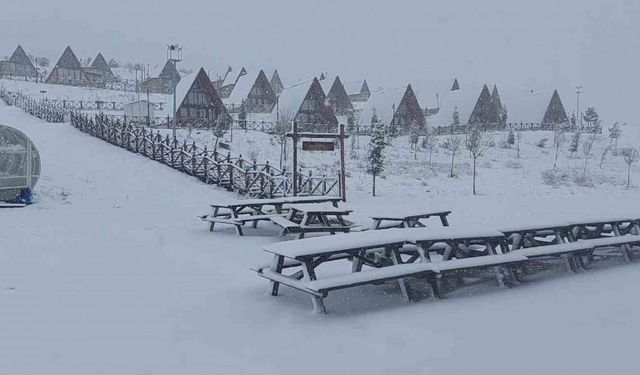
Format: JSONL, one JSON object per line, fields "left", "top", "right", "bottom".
{"left": 122, "top": 100, "right": 155, "bottom": 120}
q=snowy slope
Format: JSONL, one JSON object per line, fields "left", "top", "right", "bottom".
{"left": 2, "top": 101, "right": 640, "bottom": 375}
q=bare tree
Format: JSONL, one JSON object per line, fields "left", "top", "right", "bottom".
{"left": 621, "top": 147, "right": 640, "bottom": 189}
{"left": 582, "top": 140, "right": 594, "bottom": 177}
{"left": 409, "top": 120, "right": 421, "bottom": 160}
{"left": 465, "top": 126, "right": 490, "bottom": 195}
{"left": 448, "top": 134, "right": 462, "bottom": 178}
{"left": 273, "top": 108, "right": 294, "bottom": 168}
{"left": 422, "top": 130, "right": 438, "bottom": 166}
{"left": 516, "top": 126, "right": 523, "bottom": 158}
{"left": 553, "top": 124, "right": 565, "bottom": 169}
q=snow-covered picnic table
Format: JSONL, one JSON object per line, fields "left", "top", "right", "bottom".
{"left": 254, "top": 221, "right": 640, "bottom": 312}
{"left": 370, "top": 209, "right": 451, "bottom": 229}
{"left": 200, "top": 196, "right": 342, "bottom": 236}
{"left": 255, "top": 227, "right": 523, "bottom": 312}
{"left": 274, "top": 203, "right": 357, "bottom": 238}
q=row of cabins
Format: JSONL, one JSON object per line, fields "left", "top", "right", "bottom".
{"left": 1, "top": 45, "right": 116, "bottom": 86}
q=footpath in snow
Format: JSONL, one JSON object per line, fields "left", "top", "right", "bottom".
{"left": 2, "top": 101, "right": 640, "bottom": 375}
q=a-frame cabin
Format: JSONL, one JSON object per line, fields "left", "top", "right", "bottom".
{"left": 270, "top": 70, "right": 284, "bottom": 95}
{"left": 89, "top": 52, "right": 114, "bottom": 80}
{"left": 46, "top": 46, "right": 89, "bottom": 85}
{"left": 468, "top": 84, "right": 500, "bottom": 125}
{"left": 159, "top": 60, "right": 181, "bottom": 89}
{"left": 542, "top": 90, "right": 569, "bottom": 125}
{"left": 5, "top": 45, "right": 37, "bottom": 77}
{"left": 390, "top": 84, "right": 426, "bottom": 133}
{"left": 326, "top": 76, "right": 355, "bottom": 116}
{"left": 294, "top": 77, "right": 338, "bottom": 131}
{"left": 451, "top": 78, "right": 460, "bottom": 91}
{"left": 245, "top": 70, "right": 278, "bottom": 113}
{"left": 490, "top": 85, "right": 507, "bottom": 123}
{"left": 174, "top": 68, "right": 231, "bottom": 127}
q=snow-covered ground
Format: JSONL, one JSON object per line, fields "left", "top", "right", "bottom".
{"left": 0, "top": 77, "right": 168, "bottom": 106}
{"left": 162, "top": 121, "right": 640, "bottom": 199}
{"left": 3, "top": 97, "right": 640, "bottom": 374}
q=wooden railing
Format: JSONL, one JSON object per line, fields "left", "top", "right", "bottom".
{"left": 45, "top": 99, "right": 165, "bottom": 112}
{"left": 0, "top": 88, "right": 67, "bottom": 123}
{"left": 69, "top": 113, "right": 340, "bottom": 198}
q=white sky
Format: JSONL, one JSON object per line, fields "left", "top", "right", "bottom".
{"left": 2, "top": 0, "right": 639, "bottom": 123}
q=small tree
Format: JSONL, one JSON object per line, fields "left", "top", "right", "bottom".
{"left": 608, "top": 122, "right": 622, "bottom": 151}
{"left": 569, "top": 130, "right": 581, "bottom": 158}
{"left": 409, "top": 120, "right": 421, "bottom": 160}
{"left": 506, "top": 128, "right": 516, "bottom": 148}
{"left": 272, "top": 108, "right": 294, "bottom": 168}
{"left": 448, "top": 134, "right": 462, "bottom": 177}
{"left": 582, "top": 140, "right": 594, "bottom": 177}
{"left": 451, "top": 106, "right": 460, "bottom": 134}
{"left": 621, "top": 148, "right": 640, "bottom": 189}
{"left": 465, "top": 126, "right": 490, "bottom": 195}
{"left": 211, "top": 117, "right": 227, "bottom": 149}
{"left": 583, "top": 107, "right": 600, "bottom": 140}
{"left": 422, "top": 130, "right": 438, "bottom": 166}
{"left": 553, "top": 124, "right": 565, "bottom": 169}
{"left": 367, "top": 121, "right": 388, "bottom": 196}
{"left": 516, "top": 127, "right": 523, "bottom": 158}
{"left": 108, "top": 58, "right": 120, "bottom": 68}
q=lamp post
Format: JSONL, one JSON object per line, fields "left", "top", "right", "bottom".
{"left": 167, "top": 44, "right": 182, "bottom": 139}
{"left": 575, "top": 85, "right": 582, "bottom": 129}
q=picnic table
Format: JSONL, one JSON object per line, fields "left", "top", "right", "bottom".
{"left": 273, "top": 203, "right": 357, "bottom": 238}
{"left": 370, "top": 210, "right": 451, "bottom": 229}
{"left": 201, "top": 196, "right": 342, "bottom": 236}
{"left": 254, "top": 227, "right": 524, "bottom": 313}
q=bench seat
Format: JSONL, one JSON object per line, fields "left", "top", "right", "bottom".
{"left": 270, "top": 216, "right": 301, "bottom": 235}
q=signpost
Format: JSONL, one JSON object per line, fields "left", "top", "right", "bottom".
{"left": 287, "top": 122, "right": 348, "bottom": 201}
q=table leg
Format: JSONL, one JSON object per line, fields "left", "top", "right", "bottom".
{"left": 391, "top": 248, "right": 412, "bottom": 301}
{"left": 209, "top": 207, "right": 220, "bottom": 231}
{"left": 440, "top": 215, "right": 450, "bottom": 227}
{"left": 612, "top": 224, "right": 631, "bottom": 262}
{"left": 270, "top": 255, "right": 284, "bottom": 296}
{"left": 302, "top": 259, "right": 326, "bottom": 314}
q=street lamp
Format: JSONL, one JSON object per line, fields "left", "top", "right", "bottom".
{"left": 575, "top": 85, "right": 582, "bottom": 129}
{"left": 167, "top": 44, "right": 182, "bottom": 138}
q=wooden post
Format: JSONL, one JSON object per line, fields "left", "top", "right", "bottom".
{"left": 292, "top": 121, "right": 299, "bottom": 196}
{"left": 339, "top": 123, "right": 346, "bottom": 202}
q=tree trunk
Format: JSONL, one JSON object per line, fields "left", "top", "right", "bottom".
{"left": 628, "top": 164, "right": 632, "bottom": 190}
{"left": 429, "top": 149, "right": 432, "bottom": 166}
{"left": 472, "top": 157, "right": 477, "bottom": 195}
{"left": 450, "top": 153, "right": 455, "bottom": 177}
{"left": 372, "top": 172, "right": 376, "bottom": 197}
{"left": 583, "top": 157, "right": 588, "bottom": 177}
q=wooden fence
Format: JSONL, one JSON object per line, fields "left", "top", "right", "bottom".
{"left": 0, "top": 88, "right": 67, "bottom": 123}
{"left": 45, "top": 99, "right": 165, "bottom": 112}
{"left": 69, "top": 113, "right": 340, "bottom": 198}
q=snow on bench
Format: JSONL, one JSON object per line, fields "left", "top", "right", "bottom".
{"left": 269, "top": 216, "right": 301, "bottom": 235}
{"left": 263, "top": 228, "right": 415, "bottom": 260}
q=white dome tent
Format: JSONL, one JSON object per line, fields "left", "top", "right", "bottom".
{"left": 0, "top": 124, "right": 40, "bottom": 206}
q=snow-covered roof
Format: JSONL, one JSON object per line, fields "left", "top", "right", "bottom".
{"left": 274, "top": 79, "right": 314, "bottom": 115}
{"left": 427, "top": 86, "right": 484, "bottom": 127}
{"left": 173, "top": 72, "right": 197, "bottom": 113}
{"left": 227, "top": 70, "right": 256, "bottom": 107}
{"left": 504, "top": 89, "right": 555, "bottom": 124}
{"left": 342, "top": 79, "right": 367, "bottom": 95}
{"left": 355, "top": 86, "right": 405, "bottom": 125}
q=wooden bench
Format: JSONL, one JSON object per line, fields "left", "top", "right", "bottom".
{"left": 270, "top": 216, "right": 301, "bottom": 236}
{"left": 371, "top": 210, "right": 452, "bottom": 230}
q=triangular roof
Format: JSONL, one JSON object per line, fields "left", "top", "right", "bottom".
{"left": 53, "top": 46, "right": 83, "bottom": 70}
{"left": 468, "top": 84, "right": 496, "bottom": 124}
{"left": 159, "top": 60, "right": 180, "bottom": 82}
{"left": 235, "top": 67, "right": 248, "bottom": 84}
{"left": 490, "top": 85, "right": 506, "bottom": 123}
{"left": 391, "top": 84, "right": 426, "bottom": 131}
{"left": 294, "top": 77, "right": 338, "bottom": 130}
{"left": 451, "top": 78, "right": 460, "bottom": 91}
{"left": 9, "top": 45, "right": 35, "bottom": 70}
{"left": 326, "top": 76, "right": 355, "bottom": 116}
{"left": 270, "top": 70, "right": 284, "bottom": 95}
{"left": 360, "top": 80, "right": 370, "bottom": 95}
{"left": 90, "top": 52, "right": 113, "bottom": 77}
{"left": 542, "top": 90, "right": 569, "bottom": 125}
{"left": 174, "top": 68, "right": 230, "bottom": 122}
{"left": 246, "top": 70, "right": 277, "bottom": 112}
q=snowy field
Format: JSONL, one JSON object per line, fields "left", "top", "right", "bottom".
{"left": 0, "top": 78, "right": 168, "bottom": 107}
{"left": 162, "top": 121, "right": 640, "bottom": 199}
{"left": 3, "top": 98, "right": 640, "bottom": 375}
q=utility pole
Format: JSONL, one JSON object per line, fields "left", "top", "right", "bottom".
{"left": 167, "top": 44, "right": 182, "bottom": 139}
{"left": 575, "top": 85, "right": 582, "bottom": 129}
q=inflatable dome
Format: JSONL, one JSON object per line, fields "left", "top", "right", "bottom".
{"left": 0, "top": 124, "right": 40, "bottom": 204}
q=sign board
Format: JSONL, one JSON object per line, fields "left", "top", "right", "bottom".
{"left": 302, "top": 141, "right": 335, "bottom": 151}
